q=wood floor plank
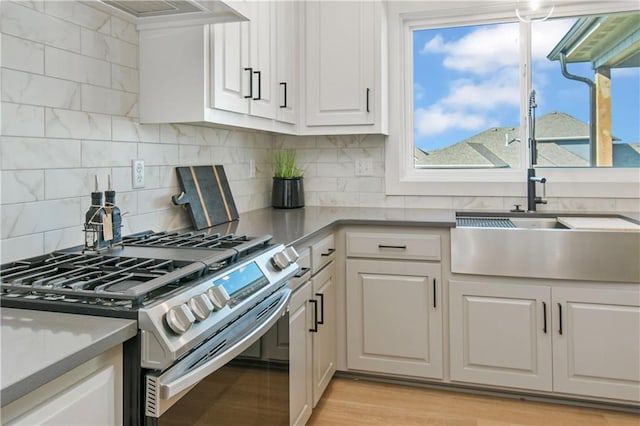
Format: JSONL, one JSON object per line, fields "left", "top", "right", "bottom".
{"left": 307, "top": 378, "right": 640, "bottom": 426}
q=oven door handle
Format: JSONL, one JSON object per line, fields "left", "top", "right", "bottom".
{"left": 155, "top": 288, "right": 291, "bottom": 401}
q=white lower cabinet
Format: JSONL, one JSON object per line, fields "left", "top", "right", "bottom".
{"left": 289, "top": 280, "right": 313, "bottom": 426}
{"left": 346, "top": 259, "right": 443, "bottom": 378}
{"left": 311, "top": 260, "right": 337, "bottom": 406}
{"left": 552, "top": 286, "right": 640, "bottom": 402}
{"left": 2, "top": 345, "right": 123, "bottom": 425}
{"left": 449, "top": 281, "right": 552, "bottom": 391}
{"left": 449, "top": 280, "right": 640, "bottom": 403}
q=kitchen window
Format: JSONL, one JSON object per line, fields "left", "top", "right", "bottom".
{"left": 386, "top": 1, "right": 640, "bottom": 198}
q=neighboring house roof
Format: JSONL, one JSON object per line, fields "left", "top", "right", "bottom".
{"left": 414, "top": 111, "right": 639, "bottom": 168}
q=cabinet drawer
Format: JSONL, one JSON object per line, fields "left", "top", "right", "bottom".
{"left": 346, "top": 232, "right": 441, "bottom": 261}
{"left": 311, "top": 234, "right": 335, "bottom": 275}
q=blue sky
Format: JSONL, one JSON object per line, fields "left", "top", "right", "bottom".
{"left": 413, "top": 18, "right": 640, "bottom": 152}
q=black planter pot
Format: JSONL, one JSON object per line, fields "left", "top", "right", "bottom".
{"left": 272, "top": 177, "right": 304, "bottom": 209}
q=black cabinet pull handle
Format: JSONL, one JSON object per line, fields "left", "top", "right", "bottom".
{"left": 309, "top": 299, "right": 318, "bottom": 332}
{"left": 558, "top": 303, "right": 563, "bottom": 335}
{"left": 542, "top": 301, "right": 547, "bottom": 334}
{"left": 294, "top": 267, "right": 310, "bottom": 278}
{"left": 432, "top": 278, "right": 437, "bottom": 308}
{"left": 280, "top": 82, "right": 287, "bottom": 108}
{"left": 253, "top": 70, "right": 261, "bottom": 100}
{"left": 316, "top": 292, "right": 324, "bottom": 325}
{"left": 378, "top": 244, "right": 406, "bottom": 250}
{"left": 366, "top": 88, "right": 370, "bottom": 112}
{"left": 243, "top": 67, "right": 253, "bottom": 99}
{"left": 321, "top": 248, "right": 336, "bottom": 257}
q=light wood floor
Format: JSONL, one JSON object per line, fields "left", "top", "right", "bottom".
{"left": 307, "top": 377, "right": 640, "bottom": 426}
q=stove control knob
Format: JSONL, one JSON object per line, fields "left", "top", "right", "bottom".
{"left": 166, "top": 304, "right": 195, "bottom": 334}
{"left": 271, "top": 251, "right": 291, "bottom": 270}
{"left": 189, "top": 294, "right": 214, "bottom": 321}
{"left": 207, "top": 285, "right": 230, "bottom": 311}
{"left": 284, "top": 246, "right": 299, "bottom": 263}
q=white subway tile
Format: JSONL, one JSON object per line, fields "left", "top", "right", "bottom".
{"left": 1, "top": 198, "right": 82, "bottom": 239}
{"left": 1, "top": 2, "right": 81, "bottom": 52}
{"left": 1, "top": 102, "right": 45, "bottom": 137}
{"left": 45, "top": 46, "right": 110, "bottom": 87}
{"left": 44, "top": 168, "right": 111, "bottom": 199}
{"left": 81, "top": 28, "right": 137, "bottom": 68}
{"left": 9, "top": 0, "right": 44, "bottom": 12}
{"left": 112, "top": 117, "right": 159, "bottom": 143}
{"left": 306, "top": 177, "right": 337, "bottom": 192}
{"left": 81, "top": 84, "right": 137, "bottom": 116}
{"left": 137, "top": 187, "right": 180, "bottom": 214}
{"left": 1, "top": 33, "right": 44, "bottom": 74}
{"left": 1, "top": 136, "right": 81, "bottom": 169}
{"left": 452, "top": 196, "right": 505, "bottom": 211}
{"left": 358, "top": 193, "right": 405, "bottom": 208}
{"left": 44, "top": 1, "right": 110, "bottom": 33}
{"left": 111, "top": 64, "right": 139, "bottom": 93}
{"left": 110, "top": 16, "right": 138, "bottom": 45}
{"left": 179, "top": 145, "right": 213, "bottom": 165}
{"left": 44, "top": 226, "right": 84, "bottom": 253}
{"left": 404, "top": 196, "right": 454, "bottom": 209}
{"left": 112, "top": 166, "right": 133, "bottom": 192}
{"left": 1, "top": 170, "right": 45, "bottom": 204}
{"left": 81, "top": 140, "right": 138, "bottom": 167}
{"left": 160, "top": 124, "right": 197, "bottom": 145}
{"left": 318, "top": 162, "right": 355, "bottom": 178}
{"left": 45, "top": 108, "right": 111, "bottom": 140}
{"left": 138, "top": 143, "right": 179, "bottom": 166}
{"left": 2, "top": 69, "right": 81, "bottom": 109}
{"left": 0, "top": 233, "right": 44, "bottom": 263}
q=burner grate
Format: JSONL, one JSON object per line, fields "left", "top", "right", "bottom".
{"left": 0, "top": 252, "right": 209, "bottom": 308}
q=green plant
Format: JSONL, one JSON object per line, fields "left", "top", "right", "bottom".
{"left": 273, "top": 150, "right": 303, "bottom": 178}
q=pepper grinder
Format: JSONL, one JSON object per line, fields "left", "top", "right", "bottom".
{"left": 104, "top": 175, "right": 122, "bottom": 245}
{"left": 84, "top": 175, "right": 107, "bottom": 251}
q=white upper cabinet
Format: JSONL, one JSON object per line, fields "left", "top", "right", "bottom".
{"left": 212, "top": 20, "right": 251, "bottom": 115}
{"left": 139, "top": 0, "right": 386, "bottom": 135}
{"left": 275, "top": 0, "right": 298, "bottom": 124}
{"left": 301, "top": 0, "right": 387, "bottom": 135}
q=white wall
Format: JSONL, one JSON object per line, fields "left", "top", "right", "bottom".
{"left": 0, "top": 1, "right": 272, "bottom": 262}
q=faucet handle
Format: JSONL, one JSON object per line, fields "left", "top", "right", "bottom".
{"left": 510, "top": 204, "right": 525, "bottom": 213}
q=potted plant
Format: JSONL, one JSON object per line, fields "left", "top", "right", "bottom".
{"left": 272, "top": 150, "right": 304, "bottom": 209}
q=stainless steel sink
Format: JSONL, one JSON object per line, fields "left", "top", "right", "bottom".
{"left": 452, "top": 212, "right": 640, "bottom": 283}
{"left": 455, "top": 214, "right": 568, "bottom": 229}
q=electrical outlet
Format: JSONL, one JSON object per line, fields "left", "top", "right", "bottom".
{"left": 355, "top": 158, "right": 373, "bottom": 176}
{"left": 249, "top": 159, "right": 256, "bottom": 178}
{"left": 132, "top": 159, "right": 145, "bottom": 189}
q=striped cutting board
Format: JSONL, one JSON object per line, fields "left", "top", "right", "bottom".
{"left": 172, "top": 165, "right": 239, "bottom": 229}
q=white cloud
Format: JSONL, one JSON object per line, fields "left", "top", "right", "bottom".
{"left": 414, "top": 105, "right": 495, "bottom": 137}
{"left": 531, "top": 19, "right": 575, "bottom": 69}
{"left": 441, "top": 76, "right": 520, "bottom": 110}
{"left": 421, "top": 23, "right": 519, "bottom": 74}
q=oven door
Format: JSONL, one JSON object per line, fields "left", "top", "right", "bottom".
{"left": 144, "top": 287, "right": 291, "bottom": 425}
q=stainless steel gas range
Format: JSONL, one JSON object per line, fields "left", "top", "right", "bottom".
{"left": 1, "top": 230, "right": 299, "bottom": 425}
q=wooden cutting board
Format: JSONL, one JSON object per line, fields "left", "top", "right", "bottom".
{"left": 557, "top": 217, "right": 640, "bottom": 232}
{"left": 172, "top": 165, "right": 239, "bottom": 229}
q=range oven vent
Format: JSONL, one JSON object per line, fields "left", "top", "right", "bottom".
{"left": 91, "top": 0, "right": 250, "bottom": 30}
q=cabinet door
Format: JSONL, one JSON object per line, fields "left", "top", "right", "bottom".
{"left": 346, "top": 259, "right": 443, "bottom": 379}
{"left": 305, "top": 0, "right": 374, "bottom": 126}
{"left": 311, "top": 261, "right": 337, "bottom": 407}
{"left": 449, "top": 281, "right": 553, "bottom": 391}
{"left": 553, "top": 286, "right": 640, "bottom": 402}
{"left": 275, "top": 0, "right": 297, "bottom": 124}
{"left": 4, "top": 346, "right": 123, "bottom": 426}
{"left": 289, "top": 281, "right": 313, "bottom": 426}
{"left": 248, "top": 0, "right": 276, "bottom": 119}
{"left": 212, "top": 21, "right": 250, "bottom": 114}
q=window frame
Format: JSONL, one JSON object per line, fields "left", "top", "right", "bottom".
{"left": 385, "top": 1, "right": 640, "bottom": 198}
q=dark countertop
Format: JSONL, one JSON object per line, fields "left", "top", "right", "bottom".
{"left": 205, "top": 206, "right": 457, "bottom": 246}
{"left": 1, "top": 309, "right": 137, "bottom": 406}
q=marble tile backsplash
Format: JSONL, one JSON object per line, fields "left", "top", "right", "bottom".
{"left": 0, "top": 1, "right": 635, "bottom": 264}
{"left": 0, "top": 1, "right": 272, "bottom": 262}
